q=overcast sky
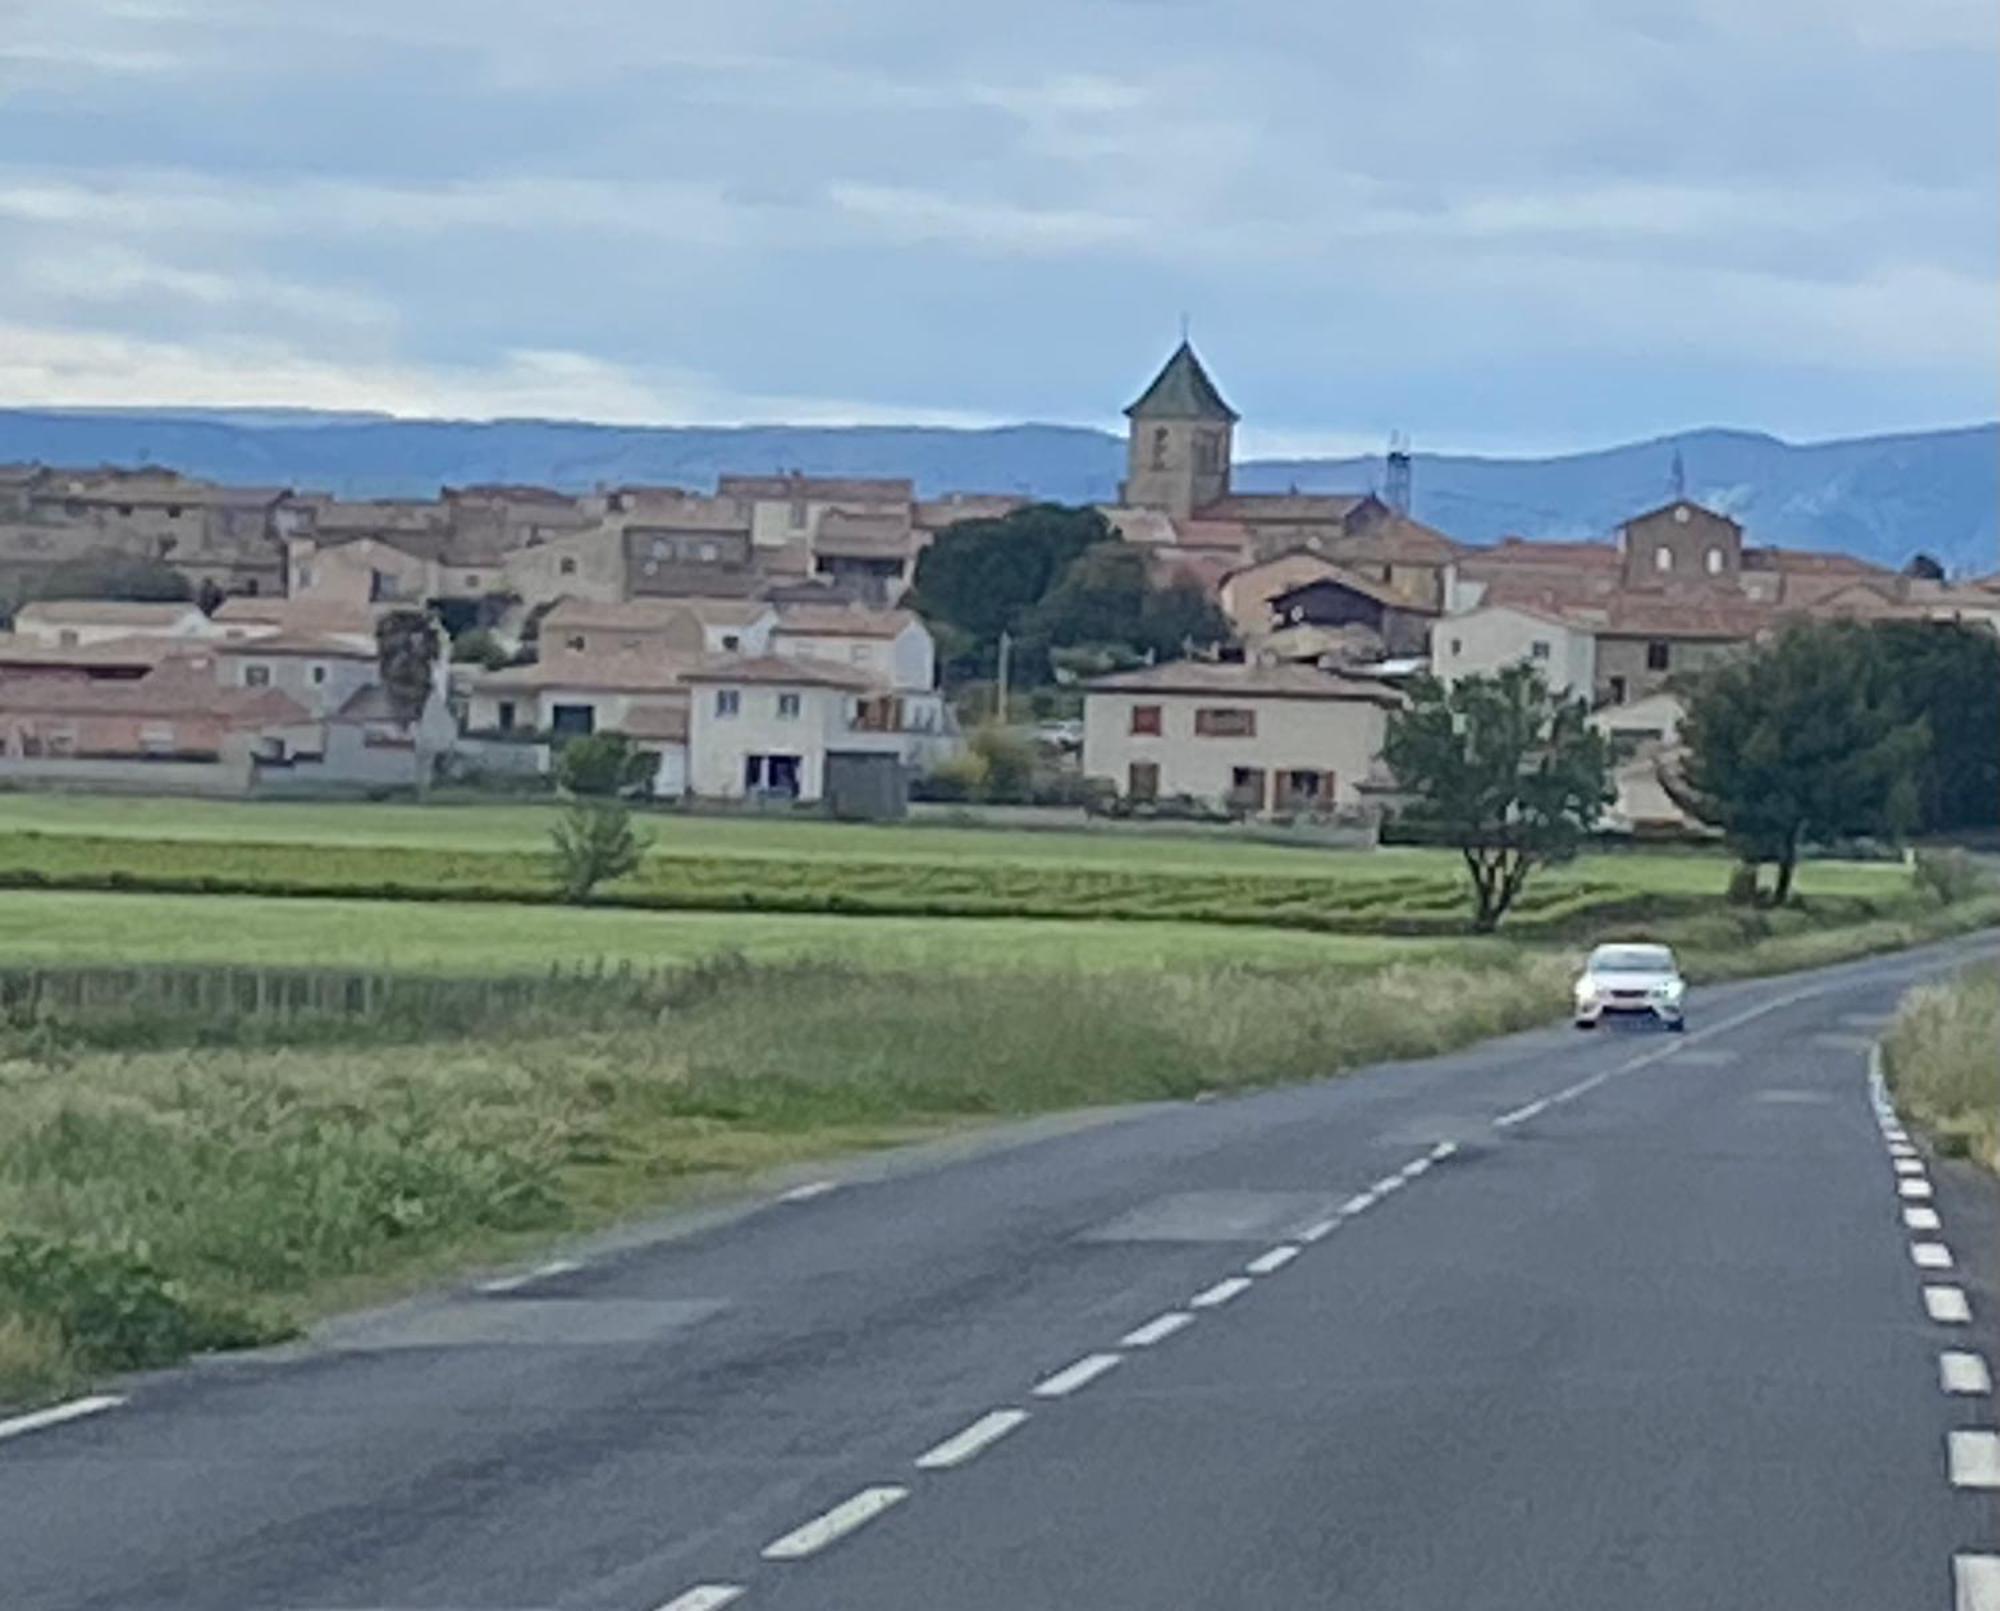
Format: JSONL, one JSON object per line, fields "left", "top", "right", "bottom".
{"left": 1, "top": 0, "right": 1994, "bottom": 455}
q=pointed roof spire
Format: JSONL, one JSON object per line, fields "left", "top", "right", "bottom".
{"left": 1124, "top": 340, "right": 1239, "bottom": 423}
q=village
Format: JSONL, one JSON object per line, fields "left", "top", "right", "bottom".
{"left": 1, "top": 341, "right": 1995, "bottom": 832}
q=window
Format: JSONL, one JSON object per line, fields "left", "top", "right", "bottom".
{"left": 309, "top": 664, "right": 328, "bottom": 685}
{"left": 1128, "top": 761, "right": 1160, "bottom": 801}
{"left": 1130, "top": 704, "right": 1163, "bottom": 736}
{"left": 559, "top": 556, "right": 577, "bottom": 576}
{"left": 463, "top": 573, "right": 479, "bottom": 589}
{"left": 696, "top": 542, "right": 717, "bottom": 562}
{"left": 1229, "top": 767, "right": 1267, "bottom": 811}
{"left": 721, "top": 633, "right": 740, "bottom": 651}
{"left": 777, "top": 692, "right": 801, "bottom": 720}
{"left": 1672, "top": 505, "right": 1691, "bottom": 524}
{"left": 1654, "top": 546, "right": 1674, "bottom": 572}
{"left": 789, "top": 499, "right": 809, "bottom": 530}
{"left": 565, "top": 634, "right": 587, "bottom": 651}
{"left": 1194, "top": 706, "right": 1256, "bottom": 738}
{"left": 1449, "top": 637, "right": 1462, "bottom": 657}
{"left": 1278, "top": 769, "right": 1326, "bottom": 809}
{"left": 848, "top": 644, "right": 868, "bottom": 664}
{"left": 117, "top": 503, "right": 134, "bottom": 517}
{"left": 1705, "top": 547, "right": 1724, "bottom": 575}
{"left": 1645, "top": 640, "right": 1671, "bottom": 671}
{"left": 496, "top": 700, "right": 517, "bottom": 732}
{"left": 166, "top": 505, "right": 182, "bottom": 519}
{"left": 296, "top": 564, "right": 313, "bottom": 589}
{"left": 550, "top": 702, "right": 595, "bottom": 736}
{"left": 1531, "top": 640, "right": 1551, "bottom": 661}
{"left": 1608, "top": 675, "right": 1627, "bottom": 704}
{"left": 1151, "top": 427, "right": 1169, "bottom": 470}
{"left": 651, "top": 539, "right": 669, "bottom": 560}
{"left": 243, "top": 663, "right": 272, "bottom": 688}
{"left": 715, "top": 688, "right": 741, "bottom": 718}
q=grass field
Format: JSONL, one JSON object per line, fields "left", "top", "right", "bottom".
{"left": 1885, "top": 963, "right": 1999, "bottom": 1170}
{"left": 0, "top": 890, "right": 1446, "bottom": 974}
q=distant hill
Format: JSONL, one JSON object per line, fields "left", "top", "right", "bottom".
{"left": 1, "top": 409, "right": 1992, "bottom": 574}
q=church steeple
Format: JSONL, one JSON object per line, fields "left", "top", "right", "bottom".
{"left": 1121, "top": 340, "right": 1237, "bottom": 517}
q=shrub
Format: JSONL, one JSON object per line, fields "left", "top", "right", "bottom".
{"left": 969, "top": 724, "right": 1035, "bottom": 803}
{"left": 450, "top": 628, "right": 512, "bottom": 670}
{"left": 916, "top": 753, "right": 987, "bottom": 803}
{"left": 554, "top": 732, "right": 655, "bottom": 798}
{"left": 1913, "top": 847, "right": 1982, "bottom": 906}
{"left": 550, "top": 802, "right": 650, "bottom": 902}
{"left": 1725, "top": 863, "right": 1761, "bottom": 906}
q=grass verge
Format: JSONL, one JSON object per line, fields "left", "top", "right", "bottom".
{"left": 1883, "top": 962, "right": 2000, "bottom": 1172}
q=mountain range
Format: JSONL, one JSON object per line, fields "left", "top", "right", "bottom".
{"left": 1, "top": 410, "right": 1992, "bottom": 575}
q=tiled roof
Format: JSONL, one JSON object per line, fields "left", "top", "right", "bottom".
{"left": 1461, "top": 537, "right": 1622, "bottom": 571}
{"left": 1575, "top": 596, "right": 1775, "bottom": 640}
{"left": 211, "top": 599, "right": 385, "bottom": 636}
{"left": 1325, "top": 515, "right": 1464, "bottom": 562}
{"left": 0, "top": 632, "right": 206, "bottom": 669}
{"left": 0, "top": 661, "right": 308, "bottom": 724}
{"left": 717, "top": 474, "right": 914, "bottom": 502}
{"left": 13, "top": 600, "right": 205, "bottom": 627}
{"left": 214, "top": 631, "right": 378, "bottom": 659}
{"left": 619, "top": 702, "right": 691, "bottom": 742}
{"left": 1086, "top": 658, "right": 1401, "bottom": 704}
{"left": 774, "top": 604, "right": 915, "bottom": 639}
{"left": 1272, "top": 565, "right": 1437, "bottom": 615}
{"left": 914, "top": 494, "right": 1028, "bottom": 527}
{"left": 1124, "top": 341, "right": 1239, "bottom": 422}
{"left": 474, "top": 648, "right": 699, "bottom": 694}
{"left": 681, "top": 653, "right": 877, "bottom": 690}
{"left": 541, "top": 597, "right": 772, "bottom": 631}
{"left": 1198, "top": 493, "right": 1371, "bottom": 523}
{"left": 1741, "top": 546, "right": 1891, "bottom": 576}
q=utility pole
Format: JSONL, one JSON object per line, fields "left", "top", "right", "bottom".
{"left": 995, "top": 630, "right": 1012, "bottom": 725}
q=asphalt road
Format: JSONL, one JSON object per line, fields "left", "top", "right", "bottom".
{"left": 3, "top": 935, "right": 1998, "bottom": 1611}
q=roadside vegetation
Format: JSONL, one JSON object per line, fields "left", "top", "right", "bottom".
{"left": 1884, "top": 963, "right": 2000, "bottom": 1173}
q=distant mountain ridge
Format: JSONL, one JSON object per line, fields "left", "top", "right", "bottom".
{"left": 1, "top": 409, "right": 1992, "bottom": 574}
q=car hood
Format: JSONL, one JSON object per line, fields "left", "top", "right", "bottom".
{"left": 1584, "top": 970, "right": 1679, "bottom": 990}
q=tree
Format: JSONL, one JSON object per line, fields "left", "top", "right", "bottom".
{"left": 1137, "top": 575, "right": 1233, "bottom": 660}
{"left": 35, "top": 555, "right": 191, "bottom": 603}
{"left": 1903, "top": 552, "right": 1947, "bottom": 581}
{"left": 1678, "top": 620, "right": 1929, "bottom": 904}
{"left": 551, "top": 802, "right": 650, "bottom": 903}
{"left": 450, "top": 627, "right": 512, "bottom": 670}
{"left": 968, "top": 723, "right": 1035, "bottom": 803}
{"left": 555, "top": 732, "right": 655, "bottom": 798}
{"left": 1022, "top": 543, "right": 1233, "bottom": 676}
{"left": 907, "top": 504, "right": 1113, "bottom": 681}
{"left": 375, "top": 609, "right": 440, "bottom": 728}
{"left": 1383, "top": 665, "right": 1614, "bottom": 932}
{"left": 1866, "top": 620, "right": 1999, "bottom": 832}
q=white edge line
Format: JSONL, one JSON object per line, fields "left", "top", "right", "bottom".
{"left": 914, "top": 1408, "right": 1029, "bottom": 1470}
{"left": 1926, "top": 1285, "right": 1973, "bottom": 1324}
{"left": 1341, "top": 1192, "right": 1377, "bottom": 1214}
{"left": 780, "top": 1180, "right": 839, "bottom": 1203}
{"left": 1032, "top": 1352, "right": 1124, "bottom": 1397}
{"left": 1947, "top": 1430, "right": 2000, "bottom": 1489}
{"left": 1400, "top": 1158, "right": 1432, "bottom": 1179}
{"left": 1298, "top": 1218, "right": 1340, "bottom": 1243}
{"left": 1120, "top": 1310, "right": 1195, "bottom": 1348}
{"left": 1430, "top": 1140, "right": 1460, "bottom": 1161}
{"left": 0, "top": 1395, "right": 126, "bottom": 1442}
{"left": 653, "top": 1586, "right": 747, "bottom": 1611}
{"left": 1905, "top": 1207, "right": 1943, "bottom": 1230}
{"left": 1494, "top": 1099, "right": 1548, "bottom": 1128}
{"left": 1901, "top": 1179, "right": 1935, "bottom": 1199}
{"left": 1189, "top": 1276, "right": 1253, "bottom": 1309}
{"left": 1372, "top": 1175, "right": 1407, "bottom": 1195}
{"left": 1956, "top": 1554, "right": 2000, "bottom": 1611}
{"left": 761, "top": 1486, "right": 909, "bottom": 1560}
{"left": 1913, "top": 1242, "right": 1956, "bottom": 1269}
{"left": 477, "top": 1259, "right": 581, "bottom": 1294}
{"left": 1247, "top": 1245, "right": 1301, "bottom": 1275}
{"left": 1940, "top": 1352, "right": 1993, "bottom": 1396}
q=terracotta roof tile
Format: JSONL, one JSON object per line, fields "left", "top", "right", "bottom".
{"left": 1087, "top": 658, "right": 1400, "bottom": 704}
{"left": 774, "top": 604, "right": 915, "bottom": 639}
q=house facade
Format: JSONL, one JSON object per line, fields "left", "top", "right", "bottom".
{"left": 1082, "top": 659, "right": 1400, "bottom": 815}
{"left": 1432, "top": 603, "right": 1598, "bottom": 699}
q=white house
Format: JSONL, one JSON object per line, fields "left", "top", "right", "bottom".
{"left": 1082, "top": 659, "right": 1401, "bottom": 815}
{"left": 211, "top": 632, "right": 382, "bottom": 719}
{"left": 1430, "top": 602, "right": 1596, "bottom": 700}
{"left": 683, "top": 656, "right": 885, "bottom": 802}
{"left": 11, "top": 599, "right": 217, "bottom": 647}
{"left": 771, "top": 604, "right": 935, "bottom": 691}
{"left": 537, "top": 597, "right": 777, "bottom": 659}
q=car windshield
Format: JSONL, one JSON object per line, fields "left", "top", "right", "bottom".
{"left": 1591, "top": 946, "right": 1675, "bottom": 974}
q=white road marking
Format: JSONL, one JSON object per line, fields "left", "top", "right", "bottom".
{"left": 779, "top": 1180, "right": 839, "bottom": 1203}
{"left": 1913, "top": 1242, "right": 1956, "bottom": 1270}
{"left": 1430, "top": 1140, "right": 1460, "bottom": 1161}
{"left": 1901, "top": 1178, "right": 1935, "bottom": 1200}
{"left": 1341, "top": 1192, "right": 1377, "bottom": 1214}
{"left": 1494, "top": 1098, "right": 1548, "bottom": 1128}
{"left": 1905, "top": 1207, "right": 1943, "bottom": 1231}
{"left": 1189, "top": 1277, "right": 1253, "bottom": 1310}
{"left": 654, "top": 1586, "right": 746, "bottom": 1611}
{"left": 0, "top": 1395, "right": 125, "bottom": 1443}
{"left": 1247, "top": 1245, "right": 1301, "bottom": 1275}
{"left": 1297, "top": 1218, "right": 1340, "bottom": 1243}
{"left": 1887, "top": 1142, "right": 1919, "bottom": 1159}
{"left": 762, "top": 1486, "right": 909, "bottom": 1560}
{"left": 914, "top": 1409, "right": 1029, "bottom": 1470}
{"left": 1883, "top": 1128, "right": 1909, "bottom": 1144}
{"left": 1927, "top": 1286, "right": 1974, "bottom": 1324}
{"left": 1959, "top": 1553, "right": 2000, "bottom": 1611}
{"left": 1372, "top": 1175, "right": 1407, "bottom": 1195}
{"left": 1121, "top": 1311, "right": 1195, "bottom": 1348}
{"left": 1550, "top": 1072, "right": 1611, "bottom": 1104}
{"left": 1947, "top": 1430, "right": 2000, "bottom": 1489}
{"left": 1893, "top": 1158, "right": 1926, "bottom": 1176}
{"left": 477, "top": 1259, "right": 581, "bottom": 1294}
{"left": 1032, "top": 1352, "right": 1123, "bottom": 1397}
{"left": 1941, "top": 1353, "right": 1993, "bottom": 1396}
{"left": 1399, "top": 1157, "right": 1432, "bottom": 1180}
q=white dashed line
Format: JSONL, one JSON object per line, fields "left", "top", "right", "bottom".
{"left": 1901, "top": 1178, "right": 1935, "bottom": 1200}
{"left": 1913, "top": 1242, "right": 1956, "bottom": 1270}
{"left": 477, "top": 1259, "right": 581, "bottom": 1294}
{"left": 1887, "top": 1142, "right": 1919, "bottom": 1159}
{"left": 1247, "top": 1245, "right": 1301, "bottom": 1275}
{"left": 1341, "top": 1192, "right": 1377, "bottom": 1215}
{"left": 1121, "top": 1311, "right": 1195, "bottom": 1348}
{"left": 1947, "top": 1430, "right": 2000, "bottom": 1489}
{"left": 1430, "top": 1140, "right": 1460, "bottom": 1161}
{"left": 914, "top": 1409, "right": 1029, "bottom": 1470}
{"left": 1189, "top": 1277, "right": 1253, "bottom": 1310}
{"left": 1959, "top": 1553, "right": 2000, "bottom": 1611}
{"left": 1494, "top": 1098, "right": 1548, "bottom": 1128}
{"left": 1298, "top": 1218, "right": 1340, "bottom": 1244}
{"left": 1551, "top": 1072, "right": 1610, "bottom": 1104}
{"left": 1399, "top": 1158, "right": 1432, "bottom": 1180}
{"left": 1893, "top": 1158, "right": 1927, "bottom": 1177}
{"left": 1883, "top": 1129, "right": 1909, "bottom": 1144}
{"left": 762, "top": 1486, "right": 909, "bottom": 1560}
{"left": 653, "top": 1586, "right": 746, "bottom": 1611}
{"left": 1032, "top": 1352, "right": 1123, "bottom": 1397}
{"left": 1906, "top": 1207, "right": 1943, "bottom": 1231}
{"left": 1941, "top": 1353, "right": 1993, "bottom": 1396}
{"left": 0, "top": 1395, "right": 125, "bottom": 1443}
{"left": 1926, "top": 1286, "right": 1974, "bottom": 1324}
{"left": 1372, "top": 1175, "right": 1407, "bottom": 1195}
{"left": 779, "top": 1180, "right": 840, "bottom": 1203}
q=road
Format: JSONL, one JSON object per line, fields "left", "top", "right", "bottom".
{"left": 3, "top": 935, "right": 1997, "bottom": 1610}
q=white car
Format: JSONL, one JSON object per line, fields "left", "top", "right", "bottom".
{"left": 1573, "top": 942, "right": 1686, "bottom": 1032}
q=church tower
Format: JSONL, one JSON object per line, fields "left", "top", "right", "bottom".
{"left": 1120, "top": 340, "right": 1238, "bottom": 519}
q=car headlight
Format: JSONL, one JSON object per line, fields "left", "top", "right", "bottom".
{"left": 1651, "top": 979, "right": 1684, "bottom": 1000}
{"left": 1574, "top": 979, "right": 1599, "bottom": 1001}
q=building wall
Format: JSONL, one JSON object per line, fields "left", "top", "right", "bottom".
{"left": 1122, "top": 419, "right": 1232, "bottom": 519}
{"left": 687, "top": 682, "right": 844, "bottom": 800}
{"left": 1081, "top": 691, "right": 1388, "bottom": 810}
{"left": 219, "top": 651, "right": 375, "bottom": 719}
{"left": 502, "top": 526, "right": 627, "bottom": 607}
{"left": 1432, "top": 607, "right": 1596, "bottom": 698}
{"left": 291, "top": 538, "right": 431, "bottom": 606}
{"left": 1593, "top": 634, "right": 1741, "bottom": 704}
{"left": 12, "top": 606, "right": 213, "bottom": 647}
{"left": 1618, "top": 504, "right": 1743, "bottom": 590}
{"left": 772, "top": 621, "right": 934, "bottom": 690}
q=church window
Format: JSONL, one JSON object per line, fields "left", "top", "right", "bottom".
{"left": 1151, "top": 427, "right": 1169, "bottom": 471}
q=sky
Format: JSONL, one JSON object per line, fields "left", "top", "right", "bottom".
{"left": 0, "top": 0, "right": 1994, "bottom": 457}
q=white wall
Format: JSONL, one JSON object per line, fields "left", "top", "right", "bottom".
{"left": 220, "top": 651, "right": 376, "bottom": 718}
{"left": 1432, "top": 606, "right": 1595, "bottom": 698}
{"left": 1082, "top": 691, "right": 1388, "bottom": 809}
{"left": 14, "top": 605, "right": 214, "bottom": 646}
{"left": 772, "top": 620, "right": 935, "bottom": 690}
{"left": 688, "top": 681, "right": 850, "bottom": 800}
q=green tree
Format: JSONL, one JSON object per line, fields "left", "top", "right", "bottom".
{"left": 968, "top": 723, "right": 1035, "bottom": 803}
{"left": 554, "top": 732, "right": 655, "bottom": 797}
{"left": 1678, "top": 620, "right": 1930, "bottom": 905}
{"left": 450, "top": 627, "right": 512, "bottom": 670}
{"left": 1023, "top": 543, "right": 1232, "bottom": 675}
{"left": 1383, "top": 665, "right": 1614, "bottom": 932}
{"left": 1866, "top": 621, "right": 1999, "bottom": 832}
{"left": 907, "top": 504, "right": 1113, "bottom": 681}
{"left": 374, "top": 609, "right": 440, "bottom": 728}
{"left": 550, "top": 802, "right": 650, "bottom": 903}
{"left": 35, "top": 555, "right": 191, "bottom": 603}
